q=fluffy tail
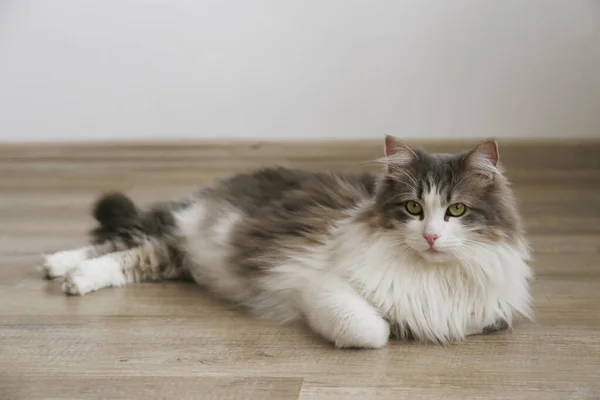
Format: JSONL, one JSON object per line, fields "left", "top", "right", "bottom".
{"left": 93, "top": 192, "right": 139, "bottom": 229}
{"left": 90, "top": 192, "right": 142, "bottom": 246}
{"left": 90, "top": 191, "right": 179, "bottom": 247}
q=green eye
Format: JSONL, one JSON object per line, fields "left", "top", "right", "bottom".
{"left": 405, "top": 200, "right": 423, "bottom": 215}
{"left": 447, "top": 203, "right": 467, "bottom": 217}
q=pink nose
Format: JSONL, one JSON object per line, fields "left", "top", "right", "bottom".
{"left": 423, "top": 233, "right": 439, "bottom": 247}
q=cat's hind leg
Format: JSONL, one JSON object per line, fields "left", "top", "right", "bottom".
{"left": 42, "top": 192, "right": 141, "bottom": 280}
{"left": 298, "top": 275, "right": 390, "bottom": 349}
{"left": 42, "top": 242, "right": 116, "bottom": 280}
{"left": 61, "top": 240, "right": 184, "bottom": 296}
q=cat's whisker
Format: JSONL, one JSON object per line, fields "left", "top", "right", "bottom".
{"left": 381, "top": 191, "right": 414, "bottom": 207}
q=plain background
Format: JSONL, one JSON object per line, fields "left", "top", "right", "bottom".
{"left": 0, "top": 0, "right": 599, "bottom": 142}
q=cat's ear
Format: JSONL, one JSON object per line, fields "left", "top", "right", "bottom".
{"left": 463, "top": 139, "right": 499, "bottom": 178}
{"left": 384, "top": 135, "right": 418, "bottom": 169}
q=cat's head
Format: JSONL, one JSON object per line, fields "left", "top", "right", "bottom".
{"left": 374, "top": 135, "right": 523, "bottom": 264}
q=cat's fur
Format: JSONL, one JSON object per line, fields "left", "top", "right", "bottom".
{"left": 41, "top": 136, "right": 534, "bottom": 349}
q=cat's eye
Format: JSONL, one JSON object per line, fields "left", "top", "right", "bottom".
{"left": 447, "top": 203, "right": 467, "bottom": 217}
{"left": 405, "top": 200, "right": 423, "bottom": 215}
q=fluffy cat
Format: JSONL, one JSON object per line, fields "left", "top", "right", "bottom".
{"left": 41, "top": 136, "right": 534, "bottom": 349}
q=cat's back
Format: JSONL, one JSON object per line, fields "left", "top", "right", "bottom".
{"left": 204, "top": 166, "right": 377, "bottom": 216}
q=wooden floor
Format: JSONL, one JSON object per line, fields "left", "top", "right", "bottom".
{"left": 1, "top": 139, "right": 599, "bottom": 400}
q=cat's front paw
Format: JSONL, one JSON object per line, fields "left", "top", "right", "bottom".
{"left": 41, "top": 249, "right": 86, "bottom": 279}
{"left": 334, "top": 314, "right": 390, "bottom": 349}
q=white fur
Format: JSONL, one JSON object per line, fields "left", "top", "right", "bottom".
{"left": 61, "top": 253, "right": 129, "bottom": 295}
{"left": 42, "top": 246, "right": 92, "bottom": 278}
{"left": 330, "top": 221, "right": 532, "bottom": 344}
{"left": 298, "top": 273, "right": 390, "bottom": 348}
{"left": 213, "top": 212, "right": 242, "bottom": 244}
{"left": 174, "top": 201, "right": 206, "bottom": 236}
{"left": 174, "top": 204, "right": 256, "bottom": 309}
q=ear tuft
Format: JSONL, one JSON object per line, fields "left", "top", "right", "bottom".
{"left": 384, "top": 135, "right": 418, "bottom": 167}
{"left": 474, "top": 139, "right": 499, "bottom": 166}
{"left": 463, "top": 139, "right": 500, "bottom": 178}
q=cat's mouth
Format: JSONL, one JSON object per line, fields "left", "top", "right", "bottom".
{"left": 420, "top": 247, "right": 453, "bottom": 263}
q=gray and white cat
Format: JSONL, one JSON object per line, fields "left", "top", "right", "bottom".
{"left": 42, "top": 136, "right": 533, "bottom": 348}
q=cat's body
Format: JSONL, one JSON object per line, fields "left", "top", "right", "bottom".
{"left": 42, "top": 137, "right": 534, "bottom": 348}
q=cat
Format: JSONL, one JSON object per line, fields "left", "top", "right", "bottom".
{"left": 41, "top": 135, "right": 534, "bottom": 349}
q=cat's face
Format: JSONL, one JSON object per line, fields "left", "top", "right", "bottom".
{"left": 375, "top": 136, "right": 520, "bottom": 264}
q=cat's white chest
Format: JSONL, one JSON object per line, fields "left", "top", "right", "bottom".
{"left": 331, "top": 236, "right": 532, "bottom": 343}
{"left": 349, "top": 262, "right": 487, "bottom": 341}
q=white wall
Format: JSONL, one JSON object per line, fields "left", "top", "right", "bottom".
{"left": 1, "top": 0, "right": 599, "bottom": 142}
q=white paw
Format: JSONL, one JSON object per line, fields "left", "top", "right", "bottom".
{"left": 62, "top": 271, "right": 96, "bottom": 296}
{"left": 60, "top": 257, "right": 126, "bottom": 296}
{"left": 41, "top": 248, "right": 89, "bottom": 279}
{"left": 334, "top": 314, "right": 390, "bottom": 349}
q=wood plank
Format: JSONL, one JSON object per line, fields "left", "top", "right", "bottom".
{"left": 0, "top": 376, "right": 303, "bottom": 400}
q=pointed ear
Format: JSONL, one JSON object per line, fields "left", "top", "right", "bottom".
{"left": 463, "top": 139, "right": 499, "bottom": 178}
{"left": 384, "top": 135, "right": 418, "bottom": 169}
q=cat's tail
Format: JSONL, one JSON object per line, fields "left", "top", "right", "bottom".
{"left": 92, "top": 192, "right": 139, "bottom": 230}
{"left": 89, "top": 192, "right": 179, "bottom": 248}
{"left": 89, "top": 192, "right": 143, "bottom": 247}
